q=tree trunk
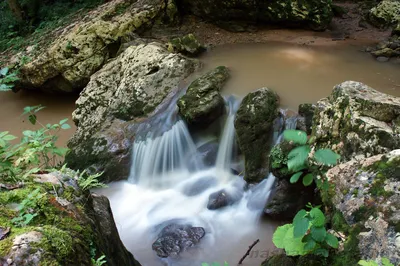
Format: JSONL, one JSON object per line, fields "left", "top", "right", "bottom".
{"left": 7, "top": 0, "right": 23, "bottom": 22}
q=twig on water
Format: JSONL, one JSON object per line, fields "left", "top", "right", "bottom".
{"left": 238, "top": 239, "right": 260, "bottom": 265}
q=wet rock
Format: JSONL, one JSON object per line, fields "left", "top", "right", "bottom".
{"left": 182, "top": 176, "right": 218, "bottom": 196}
{"left": 207, "top": 189, "right": 237, "bottom": 210}
{"left": 235, "top": 88, "right": 280, "bottom": 183}
{"left": 371, "top": 47, "right": 397, "bottom": 57}
{"left": 368, "top": 0, "right": 400, "bottom": 29}
{"left": 197, "top": 141, "right": 219, "bottom": 167}
{"left": 322, "top": 150, "right": 400, "bottom": 265}
{"left": 311, "top": 81, "right": 400, "bottom": 161}
{"left": 371, "top": 36, "right": 400, "bottom": 59}
{"left": 167, "top": 34, "right": 206, "bottom": 56}
{"left": 179, "top": 0, "right": 333, "bottom": 31}
{"left": 0, "top": 172, "right": 140, "bottom": 266}
{"left": 178, "top": 66, "right": 229, "bottom": 127}
{"left": 66, "top": 43, "right": 198, "bottom": 182}
{"left": 152, "top": 224, "right": 205, "bottom": 258}
{"left": 264, "top": 179, "right": 316, "bottom": 221}
{"left": 261, "top": 254, "right": 296, "bottom": 266}
{"left": 297, "top": 103, "right": 316, "bottom": 135}
{"left": 19, "top": 0, "right": 176, "bottom": 93}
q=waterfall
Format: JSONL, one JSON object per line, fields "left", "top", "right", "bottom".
{"left": 215, "top": 96, "right": 240, "bottom": 183}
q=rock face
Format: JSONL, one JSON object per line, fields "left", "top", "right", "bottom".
{"left": 0, "top": 172, "right": 139, "bottom": 266}
{"left": 178, "top": 66, "right": 230, "bottom": 127}
{"left": 368, "top": 0, "right": 400, "bottom": 28}
{"left": 322, "top": 150, "right": 400, "bottom": 265}
{"left": 312, "top": 81, "right": 400, "bottom": 161}
{"left": 234, "top": 88, "right": 280, "bottom": 183}
{"left": 167, "top": 33, "right": 206, "bottom": 56}
{"left": 297, "top": 103, "right": 316, "bottom": 135}
{"left": 19, "top": 0, "right": 177, "bottom": 93}
{"left": 66, "top": 42, "right": 198, "bottom": 182}
{"left": 152, "top": 224, "right": 205, "bottom": 258}
{"left": 179, "top": 0, "right": 333, "bottom": 31}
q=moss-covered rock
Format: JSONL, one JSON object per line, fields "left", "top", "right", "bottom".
{"left": 179, "top": 0, "right": 333, "bottom": 31}
{"left": 297, "top": 103, "right": 316, "bottom": 135}
{"left": 311, "top": 81, "right": 400, "bottom": 161}
{"left": 261, "top": 254, "right": 296, "bottom": 266}
{"left": 178, "top": 66, "right": 229, "bottom": 127}
{"left": 167, "top": 34, "right": 206, "bottom": 56}
{"left": 321, "top": 150, "right": 400, "bottom": 265}
{"left": 18, "top": 0, "right": 177, "bottom": 93}
{"left": 66, "top": 42, "right": 198, "bottom": 182}
{"left": 0, "top": 172, "right": 140, "bottom": 266}
{"left": 368, "top": 0, "right": 400, "bottom": 28}
{"left": 234, "top": 88, "right": 279, "bottom": 183}
{"left": 394, "top": 23, "right": 400, "bottom": 35}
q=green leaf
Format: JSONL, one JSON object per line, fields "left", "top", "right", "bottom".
{"left": 293, "top": 209, "right": 307, "bottom": 224}
{"left": 28, "top": 114, "right": 37, "bottom": 125}
{"left": 2, "top": 134, "right": 17, "bottom": 141}
{"left": 314, "top": 149, "right": 340, "bottom": 166}
{"left": 290, "top": 172, "right": 303, "bottom": 183}
{"left": 52, "top": 147, "right": 69, "bottom": 156}
{"left": 358, "top": 261, "right": 378, "bottom": 266}
{"left": 23, "top": 213, "right": 38, "bottom": 225}
{"left": 283, "top": 130, "right": 308, "bottom": 145}
{"left": 304, "top": 238, "right": 316, "bottom": 251}
{"left": 302, "top": 173, "right": 314, "bottom": 186}
{"left": 310, "top": 208, "right": 325, "bottom": 227}
{"left": 273, "top": 224, "right": 292, "bottom": 249}
{"left": 0, "top": 84, "right": 12, "bottom": 91}
{"left": 61, "top": 123, "right": 71, "bottom": 130}
{"left": 381, "top": 258, "right": 394, "bottom": 266}
{"left": 59, "top": 118, "right": 68, "bottom": 125}
{"left": 325, "top": 233, "right": 339, "bottom": 249}
{"left": 287, "top": 145, "right": 310, "bottom": 172}
{"left": 202, "top": 264, "right": 210, "bottom": 266}
{"left": 283, "top": 226, "right": 307, "bottom": 256}
{"left": 0, "top": 67, "right": 9, "bottom": 76}
{"left": 313, "top": 248, "right": 329, "bottom": 257}
{"left": 311, "top": 226, "right": 327, "bottom": 242}
{"left": 293, "top": 217, "right": 309, "bottom": 238}
{"left": 22, "top": 130, "right": 35, "bottom": 137}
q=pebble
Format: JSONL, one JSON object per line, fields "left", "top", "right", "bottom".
{"left": 376, "top": 56, "right": 389, "bottom": 62}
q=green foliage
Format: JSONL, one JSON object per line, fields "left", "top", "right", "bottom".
{"left": 11, "top": 188, "right": 44, "bottom": 226}
{"left": 0, "top": 67, "right": 19, "bottom": 91}
{"left": 92, "top": 255, "right": 107, "bottom": 266}
{"left": 358, "top": 258, "right": 394, "bottom": 266}
{"left": 0, "top": 105, "right": 70, "bottom": 182}
{"left": 201, "top": 262, "right": 229, "bottom": 266}
{"left": 283, "top": 130, "right": 340, "bottom": 187}
{"left": 77, "top": 170, "right": 106, "bottom": 191}
{"left": 272, "top": 204, "right": 339, "bottom": 258}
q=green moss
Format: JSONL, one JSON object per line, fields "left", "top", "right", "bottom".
{"left": 37, "top": 226, "right": 73, "bottom": 261}
{"left": 330, "top": 226, "right": 361, "bottom": 266}
{"left": 353, "top": 205, "right": 378, "bottom": 222}
{"left": 331, "top": 211, "right": 349, "bottom": 233}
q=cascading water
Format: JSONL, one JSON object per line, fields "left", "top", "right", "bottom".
{"left": 97, "top": 94, "right": 298, "bottom": 266}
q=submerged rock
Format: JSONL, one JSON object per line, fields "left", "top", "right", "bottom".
{"left": 0, "top": 172, "right": 139, "bottom": 266}
{"left": 19, "top": 0, "right": 176, "bottom": 93}
{"left": 321, "top": 150, "right": 400, "bottom": 265}
{"left": 234, "top": 88, "right": 280, "bottom": 183}
{"left": 167, "top": 34, "right": 206, "bottom": 56}
{"left": 66, "top": 42, "right": 198, "bottom": 182}
{"left": 311, "top": 81, "right": 400, "bottom": 161}
{"left": 178, "top": 66, "right": 230, "bottom": 127}
{"left": 179, "top": 0, "right": 333, "bottom": 31}
{"left": 152, "top": 224, "right": 205, "bottom": 258}
{"left": 368, "top": 0, "right": 400, "bottom": 28}
{"left": 207, "top": 189, "right": 237, "bottom": 210}
{"left": 182, "top": 176, "right": 218, "bottom": 196}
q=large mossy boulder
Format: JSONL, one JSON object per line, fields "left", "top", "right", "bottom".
{"left": 177, "top": 66, "right": 229, "bottom": 127}
{"left": 65, "top": 42, "right": 198, "bottom": 183}
{"left": 167, "top": 34, "right": 206, "bottom": 56}
{"left": 19, "top": 0, "right": 178, "bottom": 93}
{"left": 312, "top": 81, "right": 400, "bottom": 161}
{"left": 179, "top": 0, "right": 333, "bottom": 31}
{"left": 368, "top": 0, "right": 400, "bottom": 28}
{"left": 0, "top": 172, "right": 139, "bottom": 266}
{"left": 321, "top": 150, "right": 400, "bottom": 265}
{"left": 234, "top": 88, "right": 279, "bottom": 183}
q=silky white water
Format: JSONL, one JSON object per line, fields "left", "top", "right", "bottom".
{"left": 97, "top": 96, "right": 297, "bottom": 266}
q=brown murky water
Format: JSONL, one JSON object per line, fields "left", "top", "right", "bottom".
{"left": 0, "top": 90, "right": 77, "bottom": 147}
{"left": 199, "top": 42, "right": 400, "bottom": 109}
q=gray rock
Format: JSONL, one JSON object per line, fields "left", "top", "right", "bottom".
{"left": 152, "top": 224, "right": 205, "bottom": 258}
{"left": 297, "top": 103, "right": 316, "bottom": 135}
{"left": 182, "top": 176, "right": 218, "bottom": 196}
{"left": 178, "top": 66, "right": 230, "bottom": 127}
{"left": 311, "top": 81, "right": 400, "bottom": 161}
{"left": 207, "top": 189, "right": 236, "bottom": 210}
{"left": 234, "top": 88, "right": 280, "bottom": 183}
{"left": 376, "top": 56, "right": 390, "bottom": 62}
{"left": 66, "top": 43, "right": 198, "bottom": 182}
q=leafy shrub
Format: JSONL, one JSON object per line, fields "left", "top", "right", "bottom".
{"left": 272, "top": 203, "right": 339, "bottom": 257}
{"left": 283, "top": 130, "right": 340, "bottom": 187}
{"left": 0, "top": 105, "right": 70, "bottom": 182}
{"left": 0, "top": 67, "right": 19, "bottom": 91}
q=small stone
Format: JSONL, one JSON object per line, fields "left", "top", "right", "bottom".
{"left": 376, "top": 56, "right": 389, "bottom": 62}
